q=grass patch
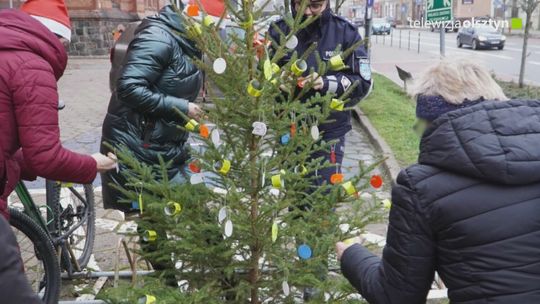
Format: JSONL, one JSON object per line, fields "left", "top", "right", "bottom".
{"left": 496, "top": 78, "right": 540, "bottom": 100}
{"left": 359, "top": 73, "right": 419, "bottom": 167}
{"left": 358, "top": 75, "right": 540, "bottom": 168}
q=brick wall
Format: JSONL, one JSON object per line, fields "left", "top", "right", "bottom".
{"left": 69, "top": 9, "right": 141, "bottom": 56}
{"left": 0, "top": 0, "right": 168, "bottom": 56}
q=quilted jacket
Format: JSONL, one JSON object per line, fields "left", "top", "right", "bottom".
{"left": 0, "top": 9, "right": 97, "bottom": 218}
{"left": 268, "top": 5, "right": 372, "bottom": 140}
{"left": 341, "top": 99, "right": 540, "bottom": 303}
{"left": 100, "top": 5, "right": 202, "bottom": 211}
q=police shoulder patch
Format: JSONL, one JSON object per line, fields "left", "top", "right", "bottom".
{"left": 358, "top": 58, "right": 372, "bottom": 82}
{"left": 340, "top": 76, "right": 352, "bottom": 91}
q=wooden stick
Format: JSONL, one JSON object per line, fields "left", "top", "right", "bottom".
{"left": 114, "top": 238, "right": 122, "bottom": 288}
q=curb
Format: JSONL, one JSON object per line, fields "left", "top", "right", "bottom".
{"left": 352, "top": 107, "right": 402, "bottom": 182}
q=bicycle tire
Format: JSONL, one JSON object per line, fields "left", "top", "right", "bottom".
{"left": 9, "top": 208, "right": 61, "bottom": 304}
{"left": 46, "top": 181, "right": 96, "bottom": 270}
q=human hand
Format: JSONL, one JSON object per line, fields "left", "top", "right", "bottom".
{"left": 188, "top": 102, "right": 205, "bottom": 120}
{"left": 92, "top": 152, "right": 118, "bottom": 173}
{"left": 336, "top": 236, "right": 364, "bottom": 260}
{"left": 299, "top": 72, "right": 324, "bottom": 90}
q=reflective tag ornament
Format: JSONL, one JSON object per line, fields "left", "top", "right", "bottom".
{"left": 330, "top": 98, "right": 345, "bottom": 111}
{"left": 224, "top": 219, "right": 233, "bottom": 237}
{"left": 382, "top": 199, "right": 392, "bottom": 210}
{"left": 185, "top": 119, "right": 199, "bottom": 132}
{"left": 186, "top": 3, "right": 199, "bottom": 16}
{"left": 370, "top": 175, "right": 383, "bottom": 189}
{"left": 214, "top": 159, "right": 231, "bottom": 175}
{"left": 290, "top": 123, "right": 296, "bottom": 138}
{"left": 138, "top": 295, "right": 156, "bottom": 304}
{"left": 285, "top": 35, "right": 298, "bottom": 49}
{"left": 310, "top": 125, "right": 320, "bottom": 140}
{"left": 211, "top": 129, "right": 221, "bottom": 146}
{"left": 218, "top": 207, "right": 227, "bottom": 224}
{"left": 329, "top": 54, "right": 346, "bottom": 71}
{"left": 271, "top": 173, "right": 284, "bottom": 189}
{"left": 199, "top": 124, "right": 209, "bottom": 138}
{"left": 213, "top": 57, "right": 227, "bottom": 74}
{"left": 330, "top": 173, "right": 344, "bottom": 184}
{"left": 342, "top": 181, "right": 358, "bottom": 197}
{"left": 281, "top": 133, "right": 290, "bottom": 145}
{"left": 291, "top": 59, "right": 307, "bottom": 76}
{"left": 189, "top": 160, "right": 201, "bottom": 173}
{"left": 297, "top": 244, "right": 312, "bottom": 260}
{"left": 282, "top": 281, "right": 290, "bottom": 296}
{"left": 263, "top": 60, "right": 273, "bottom": 80}
{"left": 247, "top": 79, "right": 263, "bottom": 97}
{"left": 143, "top": 230, "right": 157, "bottom": 242}
{"left": 203, "top": 15, "right": 215, "bottom": 27}
{"left": 164, "top": 201, "right": 182, "bottom": 216}
{"left": 294, "top": 165, "right": 308, "bottom": 176}
{"left": 190, "top": 23, "right": 202, "bottom": 36}
{"left": 252, "top": 121, "right": 268, "bottom": 137}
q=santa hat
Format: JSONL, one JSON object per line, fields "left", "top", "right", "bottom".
{"left": 184, "top": 0, "right": 227, "bottom": 26}
{"left": 21, "top": 0, "right": 72, "bottom": 41}
{"left": 196, "top": 0, "right": 225, "bottom": 17}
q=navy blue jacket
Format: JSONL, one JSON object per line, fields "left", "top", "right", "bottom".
{"left": 268, "top": 6, "right": 372, "bottom": 140}
{"left": 341, "top": 99, "right": 540, "bottom": 303}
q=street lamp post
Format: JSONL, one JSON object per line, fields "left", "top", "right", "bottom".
{"left": 364, "top": 0, "right": 374, "bottom": 59}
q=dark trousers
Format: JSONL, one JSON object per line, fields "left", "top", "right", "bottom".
{"left": 0, "top": 215, "right": 42, "bottom": 304}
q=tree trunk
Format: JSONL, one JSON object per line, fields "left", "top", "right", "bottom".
{"left": 249, "top": 132, "right": 260, "bottom": 304}
{"left": 537, "top": 5, "right": 540, "bottom": 30}
{"left": 519, "top": 11, "right": 532, "bottom": 88}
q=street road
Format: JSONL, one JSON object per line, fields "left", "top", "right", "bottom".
{"left": 363, "top": 28, "right": 540, "bottom": 86}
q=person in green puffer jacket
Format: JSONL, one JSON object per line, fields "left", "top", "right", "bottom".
{"left": 100, "top": 4, "right": 204, "bottom": 212}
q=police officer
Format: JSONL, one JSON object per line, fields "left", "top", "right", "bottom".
{"left": 269, "top": 0, "right": 373, "bottom": 188}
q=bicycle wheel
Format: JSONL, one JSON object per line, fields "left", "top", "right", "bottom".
{"left": 46, "top": 181, "right": 95, "bottom": 271}
{"left": 9, "top": 208, "right": 61, "bottom": 304}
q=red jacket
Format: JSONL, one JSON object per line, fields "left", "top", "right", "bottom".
{"left": 0, "top": 9, "right": 97, "bottom": 219}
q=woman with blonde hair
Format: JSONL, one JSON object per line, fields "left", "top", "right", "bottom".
{"left": 336, "top": 59, "right": 540, "bottom": 303}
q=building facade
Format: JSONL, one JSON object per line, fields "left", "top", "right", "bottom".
{"left": 1, "top": 0, "right": 169, "bottom": 56}
{"left": 452, "top": 0, "right": 491, "bottom": 19}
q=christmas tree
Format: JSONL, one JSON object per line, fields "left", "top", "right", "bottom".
{"left": 101, "top": 1, "right": 384, "bottom": 303}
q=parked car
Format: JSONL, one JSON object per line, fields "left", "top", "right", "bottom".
{"left": 456, "top": 24, "right": 506, "bottom": 50}
{"left": 430, "top": 19, "right": 459, "bottom": 32}
{"left": 371, "top": 18, "right": 391, "bottom": 35}
{"left": 386, "top": 16, "right": 397, "bottom": 28}
{"left": 352, "top": 17, "right": 364, "bottom": 28}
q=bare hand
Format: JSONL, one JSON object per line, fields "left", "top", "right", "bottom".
{"left": 188, "top": 103, "right": 204, "bottom": 120}
{"left": 336, "top": 236, "right": 364, "bottom": 260}
{"left": 299, "top": 72, "right": 324, "bottom": 90}
{"left": 92, "top": 152, "right": 117, "bottom": 173}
